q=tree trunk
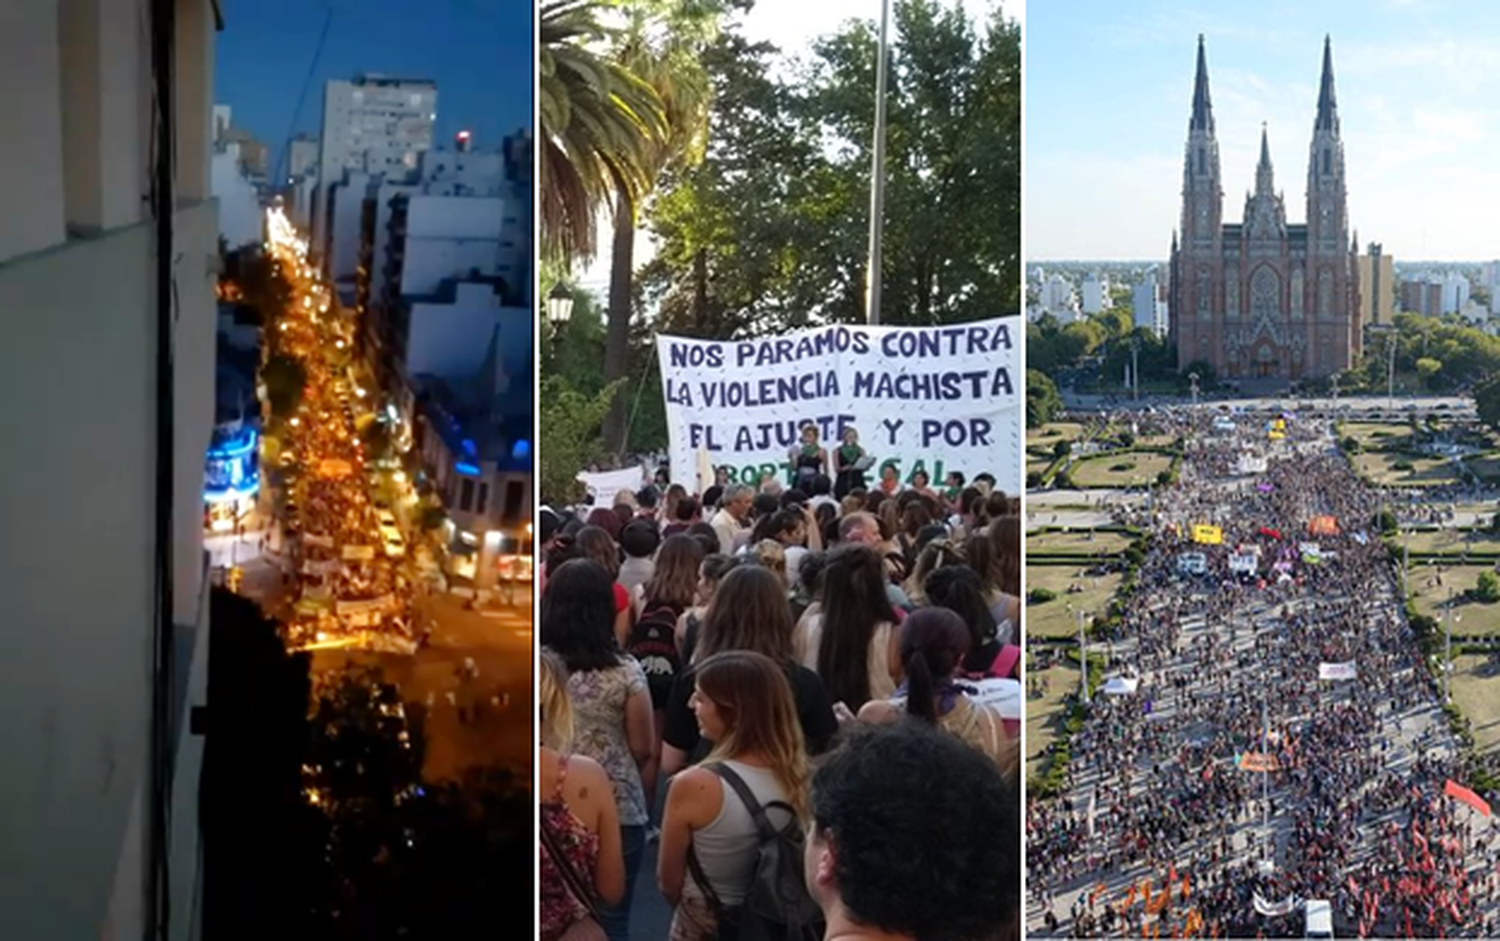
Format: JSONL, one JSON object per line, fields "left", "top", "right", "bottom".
{"left": 603, "top": 189, "right": 636, "bottom": 458}
{"left": 693, "top": 248, "right": 709, "bottom": 334}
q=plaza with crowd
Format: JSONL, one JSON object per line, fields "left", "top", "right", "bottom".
{"left": 1026, "top": 409, "right": 1500, "bottom": 939}
{"left": 537, "top": 428, "right": 1023, "bottom": 941}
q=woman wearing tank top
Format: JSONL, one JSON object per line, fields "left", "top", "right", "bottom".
{"left": 539, "top": 651, "right": 626, "bottom": 941}
{"left": 657, "top": 651, "right": 811, "bottom": 941}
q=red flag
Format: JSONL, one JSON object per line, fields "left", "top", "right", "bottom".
{"left": 1444, "top": 778, "right": 1493, "bottom": 817}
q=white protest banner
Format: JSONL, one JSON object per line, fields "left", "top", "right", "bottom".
{"left": 1318, "top": 661, "right": 1357, "bottom": 681}
{"left": 655, "top": 317, "right": 1022, "bottom": 493}
{"left": 577, "top": 467, "right": 646, "bottom": 509}
{"left": 1229, "top": 552, "right": 1258, "bottom": 575}
{"left": 1252, "top": 893, "right": 1302, "bottom": 918}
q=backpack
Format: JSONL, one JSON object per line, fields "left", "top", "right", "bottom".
{"left": 626, "top": 602, "right": 682, "bottom": 708}
{"left": 687, "top": 764, "right": 823, "bottom": 941}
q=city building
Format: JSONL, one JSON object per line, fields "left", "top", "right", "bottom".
{"left": 287, "top": 133, "right": 319, "bottom": 181}
{"left": 1169, "top": 36, "right": 1361, "bottom": 385}
{"left": 0, "top": 0, "right": 221, "bottom": 937}
{"left": 1357, "top": 243, "right": 1394, "bottom": 326}
{"left": 412, "top": 341, "right": 533, "bottom": 589}
{"left": 204, "top": 305, "right": 262, "bottom": 533}
{"left": 1399, "top": 277, "right": 1443, "bottom": 317}
{"left": 311, "top": 74, "right": 438, "bottom": 261}
{"left": 1132, "top": 269, "right": 1170, "bottom": 337}
{"left": 211, "top": 139, "right": 263, "bottom": 249}
{"left": 1483, "top": 261, "right": 1500, "bottom": 314}
{"left": 1441, "top": 271, "right": 1470, "bottom": 314}
{"left": 1080, "top": 273, "right": 1111, "bottom": 315}
{"left": 1037, "top": 273, "right": 1079, "bottom": 322}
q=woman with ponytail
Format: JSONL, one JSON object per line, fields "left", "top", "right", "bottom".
{"left": 857, "top": 608, "right": 1016, "bottom": 777}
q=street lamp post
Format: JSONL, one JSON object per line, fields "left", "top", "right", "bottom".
{"left": 865, "top": 0, "right": 892, "bottom": 326}
{"left": 546, "top": 281, "right": 575, "bottom": 337}
{"left": 1071, "top": 604, "right": 1091, "bottom": 705}
{"left": 1189, "top": 371, "right": 1200, "bottom": 410}
{"left": 1131, "top": 336, "right": 1141, "bottom": 403}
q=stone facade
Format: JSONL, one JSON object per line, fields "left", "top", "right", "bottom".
{"left": 1170, "top": 37, "right": 1362, "bottom": 386}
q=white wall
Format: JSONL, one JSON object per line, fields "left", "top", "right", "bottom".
{"left": 0, "top": 0, "right": 67, "bottom": 262}
{"left": 329, "top": 172, "right": 371, "bottom": 281}
{"left": 0, "top": 198, "right": 216, "bottom": 940}
{"left": 212, "top": 144, "right": 262, "bottom": 249}
{"left": 407, "top": 287, "right": 532, "bottom": 382}
{"left": 401, "top": 238, "right": 508, "bottom": 295}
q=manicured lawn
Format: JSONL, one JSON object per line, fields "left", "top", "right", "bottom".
{"left": 1024, "top": 564, "right": 1123, "bottom": 640}
{"left": 1450, "top": 653, "right": 1500, "bottom": 757}
{"left": 1028, "top": 422, "right": 1088, "bottom": 447}
{"left": 1342, "top": 421, "right": 1413, "bottom": 450}
{"left": 1026, "top": 530, "right": 1134, "bottom": 556}
{"left": 1025, "top": 657, "right": 1079, "bottom": 779}
{"left": 1069, "top": 451, "right": 1174, "bottom": 489}
{"left": 1405, "top": 563, "right": 1500, "bottom": 636}
{"left": 1027, "top": 455, "right": 1057, "bottom": 480}
{"left": 1352, "top": 451, "right": 1460, "bottom": 487}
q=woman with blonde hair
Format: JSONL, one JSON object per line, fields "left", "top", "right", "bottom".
{"left": 657, "top": 651, "right": 816, "bottom": 941}
{"left": 540, "top": 651, "right": 626, "bottom": 941}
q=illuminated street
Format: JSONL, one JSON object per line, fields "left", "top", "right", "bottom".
{"left": 231, "top": 207, "right": 533, "bottom": 776}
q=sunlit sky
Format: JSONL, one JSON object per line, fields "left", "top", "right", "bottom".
{"left": 1026, "top": 0, "right": 1500, "bottom": 262}
{"left": 577, "top": 0, "right": 1020, "bottom": 292}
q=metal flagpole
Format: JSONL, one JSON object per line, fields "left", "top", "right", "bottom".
{"left": 865, "top": 0, "right": 891, "bottom": 326}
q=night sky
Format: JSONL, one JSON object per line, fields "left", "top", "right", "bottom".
{"left": 214, "top": 0, "right": 533, "bottom": 175}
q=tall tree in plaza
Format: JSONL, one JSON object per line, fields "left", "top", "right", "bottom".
{"left": 640, "top": 0, "right": 1022, "bottom": 333}
{"left": 539, "top": 0, "right": 668, "bottom": 262}
{"left": 601, "top": 0, "right": 731, "bottom": 455}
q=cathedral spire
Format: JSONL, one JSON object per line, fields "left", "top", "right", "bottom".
{"left": 1256, "top": 123, "right": 1274, "bottom": 194}
{"left": 1315, "top": 35, "right": 1339, "bottom": 133}
{"left": 1191, "top": 34, "right": 1215, "bottom": 133}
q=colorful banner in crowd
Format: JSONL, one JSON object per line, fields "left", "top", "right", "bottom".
{"left": 1191, "top": 524, "right": 1224, "bottom": 545}
{"left": 1319, "top": 661, "right": 1357, "bottom": 681}
{"left": 1444, "top": 778, "right": 1493, "bottom": 816}
{"left": 655, "top": 317, "right": 1023, "bottom": 492}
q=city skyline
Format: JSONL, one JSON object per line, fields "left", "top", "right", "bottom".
{"left": 214, "top": 0, "right": 532, "bottom": 174}
{"left": 1026, "top": 0, "right": 1500, "bottom": 262}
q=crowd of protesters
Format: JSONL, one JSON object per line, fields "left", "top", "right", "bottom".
{"left": 1026, "top": 410, "right": 1500, "bottom": 939}
{"left": 538, "top": 435, "right": 1023, "bottom": 941}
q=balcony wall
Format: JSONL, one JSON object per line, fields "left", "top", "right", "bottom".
{"left": 0, "top": 198, "right": 217, "bottom": 939}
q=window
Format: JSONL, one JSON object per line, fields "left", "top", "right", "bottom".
{"left": 503, "top": 480, "right": 525, "bottom": 523}
{"left": 460, "top": 478, "right": 475, "bottom": 511}
{"left": 476, "top": 482, "right": 489, "bottom": 515}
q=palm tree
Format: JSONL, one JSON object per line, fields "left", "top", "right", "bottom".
{"left": 539, "top": 0, "right": 668, "bottom": 263}
{"left": 601, "top": 0, "right": 724, "bottom": 454}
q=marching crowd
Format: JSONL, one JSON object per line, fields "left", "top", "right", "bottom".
{"left": 1027, "top": 413, "right": 1500, "bottom": 939}
{"left": 538, "top": 432, "right": 1023, "bottom": 941}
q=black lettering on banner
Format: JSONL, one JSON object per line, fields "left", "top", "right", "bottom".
{"left": 669, "top": 342, "right": 723, "bottom": 370}
{"left": 851, "top": 368, "right": 1011, "bottom": 401}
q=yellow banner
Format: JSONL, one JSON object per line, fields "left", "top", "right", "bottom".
{"left": 1191, "top": 524, "right": 1223, "bottom": 545}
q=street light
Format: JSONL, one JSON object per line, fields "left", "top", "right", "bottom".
{"left": 546, "top": 282, "right": 575, "bottom": 329}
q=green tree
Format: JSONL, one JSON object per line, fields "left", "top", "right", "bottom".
{"left": 1027, "top": 368, "right": 1062, "bottom": 428}
{"left": 1478, "top": 375, "right": 1500, "bottom": 432}
{"left": 539, "top": 375, "right": 626, "bottom": 503}
{"left": 539, "top": 0, "right": 668, "bottom": 263}
{"left": 262, "top": 353, "right": 307, "bottom": 420}
{"left": 640, "top": 0, "right": 1021, "bottom": 331}
{"left": 1475, "top": 571, "right": 1500, "bottom": 603}
{"left": 1416, "top": 356, "right": 1443, "bottom": 389}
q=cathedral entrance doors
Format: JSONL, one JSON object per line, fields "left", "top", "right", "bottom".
{"left": 1252, "top": 343, "right": 1277, "bottom": 378}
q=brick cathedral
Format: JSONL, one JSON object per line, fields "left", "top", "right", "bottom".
{"left": 1169, "top": 36, "right": 1362, "bottom": 386}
